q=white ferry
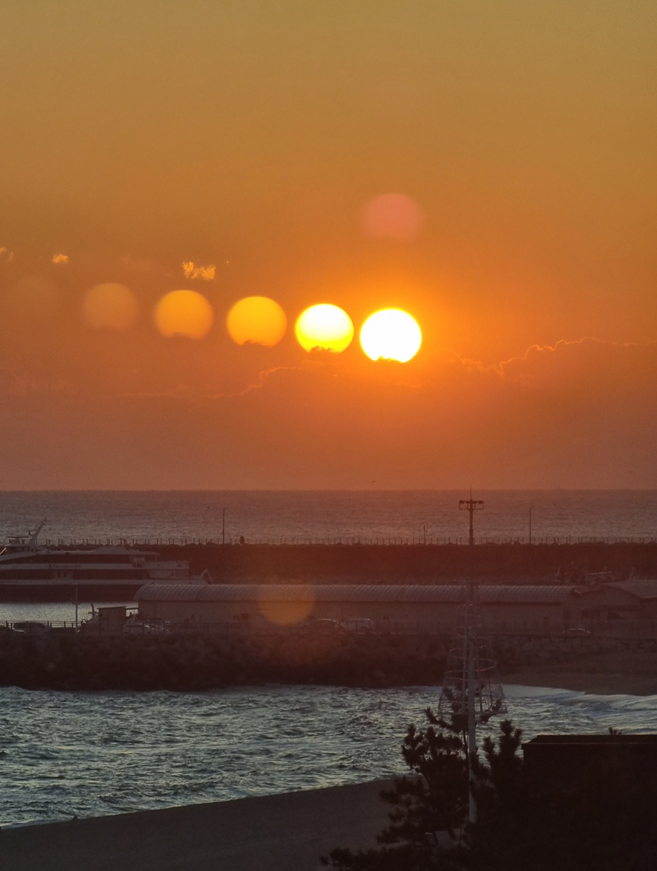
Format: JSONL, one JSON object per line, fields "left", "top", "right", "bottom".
{"left": 0, "top": 521, "right": 209, "bottom": 602}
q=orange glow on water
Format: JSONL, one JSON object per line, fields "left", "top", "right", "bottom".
{"left": 154, "top": 290, "right": 214, "bottom": 339}
{"left": 226, "top": 296, "right": 287, "bottom": 347}
{"left": 295, "top": 304, "right": 354, "bottom": 353}
{"left": 360, "top": 309, "right": 422, "bottom": 362}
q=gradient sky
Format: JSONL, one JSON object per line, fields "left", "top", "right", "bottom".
{"left": 1, "top": 1, "right": 656, "bottom": 488}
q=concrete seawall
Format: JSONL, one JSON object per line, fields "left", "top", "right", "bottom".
{"left": 1, "top": 628, "right": 654, "bottom": 691}
{"left": 148, "top": 542, "right": 657, "bottom": 582}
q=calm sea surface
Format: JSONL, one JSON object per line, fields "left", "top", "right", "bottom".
{"left": 1, "top": 490, "right": 657, "bottom": 544}
{"left": 2, "top": 491, "right": 656, "bottom": 828}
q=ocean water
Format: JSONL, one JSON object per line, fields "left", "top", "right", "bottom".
{"left": 1, "top": 683, "right": 656, "bottom": 828}
{"left": 1, "top": 490, "right": 657, "bottom": 545}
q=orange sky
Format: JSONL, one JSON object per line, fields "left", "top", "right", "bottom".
{"left": 0, "top": 2, "right": 656, "bottom": 488}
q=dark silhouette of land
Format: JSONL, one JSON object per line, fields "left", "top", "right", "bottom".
{"left": 168, "top": 541, "right": 657, "bottom": 583}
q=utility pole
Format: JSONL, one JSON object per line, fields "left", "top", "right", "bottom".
{"left": 459, "top": 494, "right": 484, "bottom": 824}
{"left": 222, "top": 507, "right": 227, "bottom": 545}
{"left": 529, "top": 506, "right": 533, "bottom": 545}
{"left": 440, "top": 494, "right": 506, "bottom": 830}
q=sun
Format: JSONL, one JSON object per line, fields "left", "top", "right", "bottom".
{"left": 154, "top": 290, "right": 213, "bottom": 339}
{"left": 295, "top": 304, "right": 354, "bottom": 353}
{"left": 360, "top": 309, "right": 422, "bottom": 362}
{"left": 226, "top": 296, "right": 287, "bottom": 347}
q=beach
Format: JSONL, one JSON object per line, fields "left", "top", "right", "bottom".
{"left": 1, "top": 779, "right": 392, "bottom": 871}
{"left": 502, "top": 649, "right": 657, "bottom": 696}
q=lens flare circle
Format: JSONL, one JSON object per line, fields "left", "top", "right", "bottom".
{"left": 362, "top": 193, "right": 423, "bottom": 240}
{"left": 257, "top": 585, "right": 315, "bottom": 626}
{"left": 155, "top": 290, "right": 213, "bottom": 339}
{"left": 295, "top": 304, "right": 354, "bottom": 353}
{"left": 84, "top": 283, "right": 139, "bottom": 330}
{"left": 226, "top": 296, "right": 287, "bottom": 347}
{"left": 360, "top": 309, "right": 422, "bottom": 362}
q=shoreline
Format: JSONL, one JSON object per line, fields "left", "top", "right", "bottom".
{"left": 1, "top": 779, "right": 392, "bottom": 871}
{"left": 501, "top": 649, "right": 657, "bottom": 696}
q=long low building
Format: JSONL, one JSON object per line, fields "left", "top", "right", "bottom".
{"left": 135, "top": 583, "right": 578, "bottom": 633}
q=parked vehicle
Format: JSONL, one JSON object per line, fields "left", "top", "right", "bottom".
{"left": 12, "top": 621, "right": 49, "bottom": 635}
{"left": 340, "top": 618, "right": 375, "bottom": 633}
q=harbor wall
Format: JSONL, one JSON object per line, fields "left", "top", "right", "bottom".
{"left": 0, "top": 627, "right": 654, "bottom": 692}
{"left": 151, "top": 542, "right": 657, "bottom": 582}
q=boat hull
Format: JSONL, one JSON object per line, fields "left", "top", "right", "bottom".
{"left": 0, "top": 583, "right": 151, "bottom": 603}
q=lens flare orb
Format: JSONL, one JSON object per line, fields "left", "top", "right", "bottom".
{"left": 295, "top": 304, "right": 354, "bottom": 353}
{"left": 84, "top": 283, "right": 139, "bottom": 330}
{"left": 155, "top": 290, "right": 214, "bottom": 339}
{"left": 360, "top": 309, "right": 422, "bottom": 362}
{"left": 362, "top": 193, "right": 424, "bottom": 240}
{"left": 226, "top": 296, "right": 287, "bottom": 347}
{"left": 257, "top": 585, "right": 315, "bottom": 626}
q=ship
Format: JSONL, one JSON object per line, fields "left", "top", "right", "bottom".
{"left": 0, "top": 520, "right": 210, "bottom": 602}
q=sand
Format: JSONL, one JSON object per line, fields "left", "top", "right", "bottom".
{"left": 0, "top": 779, "right": 392, "bottom": 871}
{"left": 502, "top": 648, "right": 657, "bottom": 696}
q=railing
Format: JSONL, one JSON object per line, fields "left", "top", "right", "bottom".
{"left": 7, "top": 617, "right": 657, "bottom": 640}
{"left": 37, "top": 536, "right": 657, "bottom": 548}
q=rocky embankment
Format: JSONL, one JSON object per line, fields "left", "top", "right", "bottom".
{"left": 0, "top": 630, "right": 449, "bottom": 691}
{"left": 0, "top": 629, "right": 655, "bottom": 692}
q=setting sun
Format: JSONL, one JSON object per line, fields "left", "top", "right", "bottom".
{"left": 295, "top": 304, "right": 354, "bottom": 353}
{"left": 226, "top": 296, "right": 287, "bottom": 347}
{"left": 360, "top": 309, "right": 422, "bottom": 362}
{"left": 154, "top": 290, "right": 214, "bottom": 339}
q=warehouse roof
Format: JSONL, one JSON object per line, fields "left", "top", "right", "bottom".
{"left": 135, "top": 583, "right": 575, "bottom": 604}
{"left": 589, "top": 579, "right": 657, "bottom": 601}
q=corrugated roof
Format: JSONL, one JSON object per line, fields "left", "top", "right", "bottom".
{"left": 601, "top": 579, "right": 657, "bottom": 600}
{"left": 135, "top": 583, "right": 575, "bottom": 604}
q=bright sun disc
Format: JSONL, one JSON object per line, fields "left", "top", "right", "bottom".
{"left": 360, "top": 309, "right": 422, "bottom": 362}
{"left": 295, "top": 304, "right": 354, "bottom": 353}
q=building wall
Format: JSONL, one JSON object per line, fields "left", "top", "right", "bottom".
{"left": 139, "top": 595, "right": 569, "bottom": 632}
{"left": 572, "top": 588, "right": 640, "bottom": 623}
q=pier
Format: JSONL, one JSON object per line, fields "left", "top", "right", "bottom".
{"left": 26, "top": 540, "right": 657, "bottom": 582}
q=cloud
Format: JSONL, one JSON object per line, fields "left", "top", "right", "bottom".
{"left": 0, "top": 247, "right": 15, "bottom": 263}
{"left": 182, "top": 337, "right": 657, "bottom": 488}
{"left": 3, "top": 335, "right": 657, "bottom": 489}
{"left": 51, "top": 253, "right": 69, "bottom": 264}
{"left": 116, "top": 383, "right": 207, "bottom": 401}
{"left": 182, "top": 261, "right": 215, "bottom": 281}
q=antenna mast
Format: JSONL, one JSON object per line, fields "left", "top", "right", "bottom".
{"left": 439, "top": 494, "right": 506, "bottom": 826}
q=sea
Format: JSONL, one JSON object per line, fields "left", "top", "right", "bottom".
{"left": 1, "top": 489, "right": 657, "bottom": 545}
{"left": 2, "top": 490, "right": 657, "bottom": 828}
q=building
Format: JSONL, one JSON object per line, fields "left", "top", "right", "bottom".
{"left": 571, "top": 579, "right": 657, "bottom": 628}
{"left": 135, "top": 583, "right": 577, "bottom": 633}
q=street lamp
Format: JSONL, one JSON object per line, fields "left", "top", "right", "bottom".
{"left": 222, "top": 507, "right": 227, "bottom": 545}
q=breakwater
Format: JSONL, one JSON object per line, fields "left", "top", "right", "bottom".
{"left": 154, "top": 542, "right": 657, "bottom": 582}
{"left": 1, "top": 628, "right": 653, "bottom": 692}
